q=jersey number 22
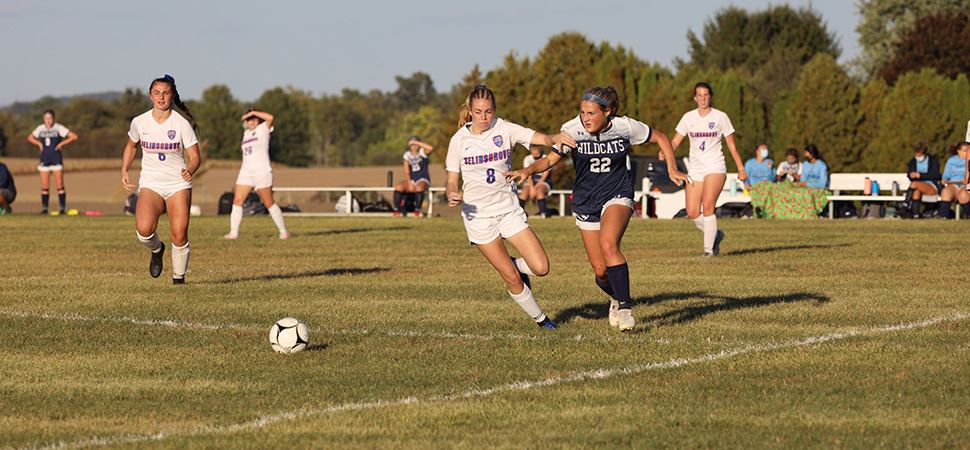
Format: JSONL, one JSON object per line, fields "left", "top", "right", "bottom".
{"left": 590, "top": 157, "right": 611, "bottom": 173}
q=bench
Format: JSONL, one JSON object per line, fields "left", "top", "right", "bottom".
{"left": 827, "top": 173, "right": 939, "bottom": 219}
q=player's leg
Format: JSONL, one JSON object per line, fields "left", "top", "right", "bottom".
{"left": 39, "top": 169, "right": 50, "bottom": 213}
{"left": 413, "top": 180, "right": 429, "bottom": 216}
{"left": 518, "top": 183, "right": 531, "bottom": 209}
{"left": 701, "top": 173, "right": 727, "bottom": 256}
{"left": 940, "top": 184, "right": 956, "bottom": 218}
{"left": 600, "top": 204, "right": 635, "bottom": 330}
{"left": 165, "top": 189, "right": 192, "bottom": 283}
{"left": 135, "top": 188, "right": 166, "bottom": 278}
{"left": 476, "top": 236, "right": 553, "bottom": 328}
{"left": 956, "top": 187, "right": 970, "bottom": 218}
{"left": 536, "top": 183, "right": 549, "bottom": 216}
{"left": 53, "top": 169, "right": 65, "bottom": 213}
{"left": 256, "top": 185, "right": 289, "bottom": 238}
{"left": 505, "top": 226, "right": 550, "bottom": 278}
{"left": 394, "top": 179, "right": 412, "bottom": 215}
{"left": 226, "top": 184, "right": 253, "bottom": 239}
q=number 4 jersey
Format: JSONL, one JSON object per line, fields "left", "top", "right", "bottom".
{"left": 446, "top": 118, "right": 536, "bottom": 219}
{"left": 555, "top": 115, "right": 652, "bottom": 216}
{"left": 128, "top": 110, "right": 199, "bottom": 188}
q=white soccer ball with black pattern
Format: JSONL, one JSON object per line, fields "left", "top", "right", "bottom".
{"left": 269, "top": 317, "right": 309, "bottom": 354}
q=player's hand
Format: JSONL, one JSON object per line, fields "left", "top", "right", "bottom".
{"left": 55, "top": 144, "right": 63, "bottom": 151}
{"left": 503, "top": 170, "right": 528, "bottom": 184}
{"left": 667, "top": 168, "right": 690, "bottom": 187}
{"left": 181, "top": 168, "right": 193, "bottom": 182}
{"left": 407, "top": 139, "right": 420, "bottom": 147}
{"left": 551, "top": 131, "right": 576, "bottom": 150}
{"left": 122, "top": 171, "right": 134, "bottom": 192}
{"left": 737, "top": 169, "right": 749, "bottom": 183}
{"left": 909, "top": 172, "right": 919, "bottom": 179}
{"left": 447, "top": 191, "right": 463, "bottom": 207}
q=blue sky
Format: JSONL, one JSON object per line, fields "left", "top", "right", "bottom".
{"left": 0, "top": 0, "right": 859, "bottom": 105}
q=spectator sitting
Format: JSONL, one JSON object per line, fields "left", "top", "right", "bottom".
{"left": 743, "top": 144, "right": 774, "bottom": 186}
{"left": 906, "top": 141, "right": 941, "bottom": 218}
{"left": 938, "top": 141, "right": 969, "bottom": 219}
{"left": 0, "top": 161, "right": 16, "bottom": 214}
{"left": 797, "top": 144, "right": 828, "bottom": 189}
{"left": 776, "top": 147, "right": 802, "bottom": 183}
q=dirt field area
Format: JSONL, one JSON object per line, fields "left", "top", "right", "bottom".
{"left": 0, "top": 158, "right": 455, "bottom": 216}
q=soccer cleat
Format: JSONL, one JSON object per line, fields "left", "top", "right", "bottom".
{"left": 511, "top": 256, "right": 530, "bottom": 289}
{"left": 616, "top": 308, "right": 635, "bottom": 331}
{"left": 40, "top": 209, "right": 48, "bottom": 215}
{"left": 608, "top": 299, "right": 620, "bottom": 327}
{"left": 172, "top": 277, "right": 185, "bottom": 285}
{"left": 702, "top": 252, "right": 715, "bottom": 258}
{"left": 414, "top": 211, "right": 421, "bottom": 217}
{"left": 392, "top": 211, "right": 402, "bottom": 217}
{"left": 279, "top": 232, "right": 290, "bottom": 240}
{"left": 712, "top": 230, "right": 725, "bottom": 256}
{"left": 537, "top": 317, "right": 556, "bottom": 330}
{"left": 223, "top": 233, "right": 237, "bottom": 240}
{"left": 150, "top": 242, "right": 165, "bottom": 278}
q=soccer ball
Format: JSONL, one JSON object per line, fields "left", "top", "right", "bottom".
{"left": 269, "top": 317, "right": 309, "bottom": 354}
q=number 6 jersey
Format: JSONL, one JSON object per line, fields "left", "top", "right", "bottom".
{"left": 128, "top": 110, "right": 199, "bottom": 188}
{"left": 446, "top": 118, "right": 536, "bottom": 219}
{"left": 555, "top": 115, "right": 652, "bottom": 216}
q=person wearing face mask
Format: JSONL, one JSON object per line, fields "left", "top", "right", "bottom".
{"left": 939, "top": 141, "right": 970, "bottom": 219}
{"left": 905, "top": 141, "right": 941, "bottom": 218}
{"left": 776, "top": 148, "right": 802, "bottom": 183}
{"left": 743, "top": 144, "right": 774, "bottom": 186}
{"left": 797, "top": 144, "right": 828, "bottom": 189}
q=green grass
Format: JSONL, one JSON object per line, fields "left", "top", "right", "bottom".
{"left": 1, "top": 214, "right": 968, "bottom": 449}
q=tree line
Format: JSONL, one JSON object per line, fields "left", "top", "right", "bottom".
{"left": 0, "top": 1, "right": 966, "bottom": 181}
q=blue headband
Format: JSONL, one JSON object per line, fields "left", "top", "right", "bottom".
{"left": 582, "top": 93, "right": 611, "bottom": 109}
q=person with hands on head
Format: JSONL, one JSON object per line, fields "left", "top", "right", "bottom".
{"left": 224, "top": 108, "right": 289, "bottom": 239}
{"left": 445, "top": 85, "right": 575, "bottom": 330}
{"left": 121, "top": 74, "right": 202, "bottom": 284}
{"left": 28, "top": 109, "right": 78, "bottom": 214}
{"left": 507, "top": 85, "right": 688, "bottom": 332}
{"left": 393, "top": 136, "right": 435, "bottom": 217}
{"left": 670, "top": 82, "right": 746, "bottom": 258}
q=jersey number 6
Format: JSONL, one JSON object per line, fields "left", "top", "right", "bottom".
{"left": 590, "top": 157, "right": 611, "bottom": 173}
{"left": 158, "top": 153, "right": 166, "bottom": 161}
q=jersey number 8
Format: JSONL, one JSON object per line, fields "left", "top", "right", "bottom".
{"left": 590, "top": 157, "right": 611, "bottom": 173}
{"left": 486, "top": 168, "right": 496, "bottom": 184}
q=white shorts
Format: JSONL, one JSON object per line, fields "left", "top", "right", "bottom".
{"left": 236, "top": 171, "right": 274, "bottom": 189}
{"left": 575, "top": 197, "right": 635, "bottom": 231}
{"left": 410, "top": 177, "right": 430, "bottom": 186}
{"left": 688, "top": 160, "right": 727, "bottom": 179}
{"left": 462, "top": 208, "right": 530, "bottom": 245}
{"left": 38, "top": 164, "right": 63, "bottom": 172}
{"left": 139, "top": 178, "right": 192, "bottom": 200}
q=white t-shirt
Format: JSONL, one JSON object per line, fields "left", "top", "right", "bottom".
{"left": 675, "top": 108, "right": 735, "bottom": 169}
{"left": 446, "top": 118, "right": 535, "bottom": 219}
{"left": 240, "top": 122, "right": 274, "bottom": 175}
{"left": 128, "top": 110, "right": 199, "bottom": 186}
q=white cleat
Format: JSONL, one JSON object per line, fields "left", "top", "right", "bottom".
{"left": 279, "top": 232, "right": 290, "bottom": 240}
{"left": 616, "top": 308, "right": 635, "bottom": 332}
{"left": 608, "top": 299, "right": 620, "bottom": 328}
{"left": 224, "top": 234, "right": 237, "bottom": 240}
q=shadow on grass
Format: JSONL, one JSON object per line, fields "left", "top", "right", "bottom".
{"left": 210, "top": 267, "right": 390, "bottom": 284}
{"left": 302, "top": 227, "right": 413, "bottom": 237}
{"left": 304, "top": 343, "right": 329, "bottom": 352}
{"left": 553, "top": 291, "right": 830, "bottom": 329}
{"left": 723, "top": 243, "right": 849, "bottom": 256}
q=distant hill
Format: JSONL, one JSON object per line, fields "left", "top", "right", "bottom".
{"left": 4, "top": 91, "right": 124, "bottom": 113}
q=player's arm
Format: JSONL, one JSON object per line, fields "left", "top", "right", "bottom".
{"left": 652, "top": 130, "right": 689, "bottom": 186}
{"left": 537, "top": 167, "right": 550, "bottom": 184}
{"left": 181, "top": 144, "right": 202, "bottom": 182}
{"left": 56, "top": 131, "right": 78, "bottom": 150}
{"left": 243, "top": 110, "right": 274, "bottom": 129}
{"left": 725, "top": 134, "right": 747, "bottom": 182}
{"left": 410, "top": 139, "right": 435, "bottom": 156}
{"left": 446, "top": 171, "right": 462, "bottom": 207}
{"left": 505, "top": 151, "right": 562, "bottom": 184}
{"left": 669, "top": 132, "right": 685, "bottom": 152}
{"left": 27, "top": 133, "right": 42, "bottom": 151}
{"left": 121, "top": 138, "right": 139, "bottom": 191}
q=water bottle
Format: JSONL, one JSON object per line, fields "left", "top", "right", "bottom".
{"left": 730, "top": 179, "right": 739, "bottom": 197}
{"left": 891, "top": 181, "right": 899, "bottom": 196}
{"left": 863, "top": 177, "right": 872, "bottom": 195}
{"left": 870, "top": 180, "right": 879, "bottom": 195}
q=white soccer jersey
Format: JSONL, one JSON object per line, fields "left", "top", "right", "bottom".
{"left": 128, "top": 110, "right": 199, "bottom": 187}
{"left": 446, "top": 118, "right": 536, "bottom": 219}
{"left": 240, "top": 122, "right": 274, "bottom": 175}
{"left": 675, "top": 108, "right": 734, "bottom": 169}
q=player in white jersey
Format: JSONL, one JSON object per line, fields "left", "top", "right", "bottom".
{"left": 392, "top": 135, "right": 435, "bottom": 217}
{"left": 671, "top": 82, "right": 747, "bottom": 258}
{"left": 224, "top": 108, "right": 289, "bottom": 240}
{"left": 517, "top": 146, "right": 552, "bottom": 217}
{"left": 27, "top": 109, "right": 78, "bottom": 214}
{"left": 508, "top": 85, "right": 687, "bottom": 332}
{"left": 121, "top": 75, "right": 202, "bottom": 284}
{"left": 445, "top": 85, "right": 575, "bottom": 330}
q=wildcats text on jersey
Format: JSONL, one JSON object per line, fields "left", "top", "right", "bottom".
{"left": 141, "top": 141, "right": 182, "bottom": 151}
{"left": 463, "top": 149, "right": 511, "bottom": 166}
{"left": 576, "top": 139, "right": 627, "bottom": 155}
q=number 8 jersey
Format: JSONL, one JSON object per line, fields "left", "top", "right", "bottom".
{"left": 446, "top": 118, "right": 536, "bottom": 219}
{"left": 555, "top": 115, "right": 652, "bottom": 216}
{"left": 127, "top": 110, "right": 199, "bottom": 188}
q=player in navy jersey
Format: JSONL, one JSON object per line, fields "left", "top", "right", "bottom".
{"left": 393, "top": 136, "right": 435, "bottom": 217}
{"left": 121, "top": 75, "right": 202, "bottom": 284}
{"left": 445, "top": 85, "right": 575, "bottom": 329}
{"left": 507, "top": 86, "right": 688, "bottom": 332}
{"left": 670, "top": 82, "right": 747, "bottom": 257}
{"left": 27, "top": 110, "right": 78, "bottom": 214}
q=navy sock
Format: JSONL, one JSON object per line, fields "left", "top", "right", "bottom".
{"left": 58, "top": 191, "right": 66, "bottom": 211}
{"left": 595, "top": 276, "right": 614, "bottom": 298}
{"left": 519, "top": 198, "right": 526, "bottom": 208}
{"left": 414, "top": 191, "right": 425, "bottom": 213}
{"left": 393, "top": 191, "right": 403, "bottom": 212}
{"left": 940, "top": 201, "right": 952, "bottom": 219}
{"left": 605, "top": 263, "right": 631, "bottom": 309}
{"left": 537, "top": 198, "right": 547, "bottom": 215}
{"left": 910, "top": 198, "right": 920, "bottom": 217}
{"left": 41, "top": 192, "right": 49, "bottom": 211}
{"left": 961, "top": 202, "right": 970, "bottom": 219}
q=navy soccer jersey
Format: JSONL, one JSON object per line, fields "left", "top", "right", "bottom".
{"left": 404, "top": 149, "right": 430, "bottom": 182}
{"left": 31, "top": 123, "right": 71, "bottom": 166}
{"left": 554, "top": 115, "right": 652, "bottom": 215}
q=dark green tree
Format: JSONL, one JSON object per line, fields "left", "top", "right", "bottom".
{"left": 877, "top": 12, "right": 970, "bottom": 85}
{"left": 257, "top": 87, "right": 311, "bottom": 167}
{"left": 191, "top": 85, "right": 241, "bottom": 160}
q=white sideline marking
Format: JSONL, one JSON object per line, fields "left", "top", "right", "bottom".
{"left": 0, "top": 310, "right": 679, "bottom": 345}
{"left": 18, "top": 312, "right": 967, "bottom": 450}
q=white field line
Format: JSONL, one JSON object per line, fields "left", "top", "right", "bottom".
{"left": 16, "top": 312, "right": 967, "bottom": 450}
{"left": 0, "top": 310, "right": 679, "bottom": 345}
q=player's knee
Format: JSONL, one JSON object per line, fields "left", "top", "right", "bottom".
{"left": 170, "top": 231, "right": 188, "bottom": 247}
{"left": 531, "top": 259, "right": 550, "bottom": 277}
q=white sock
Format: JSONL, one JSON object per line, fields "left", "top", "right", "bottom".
{"left": 172, "top": 242, "right": 190, "bottom": 279}
{"left": 136, "top": 231, "right": 161, "bottom": 253}
{"left": 703, "top": 214, "right": 717, "bottom": 253}
{"left": 514, "top": 257, "right": 535, "bottom": 276}
{"left": 691, "top": 215, "right": 705, "bottom": 232}
{"left": 268, "top": 203, "right": 288, "bottom": 235}
{"left": 229, "top": 205, "right": 243, "bottom": 236}
{"left": 509, "top": 284, "right": 546, "bottom": 323}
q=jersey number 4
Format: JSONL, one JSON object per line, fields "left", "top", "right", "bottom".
{"left": 590, "top": 157, "right": 612, "bottom": 173}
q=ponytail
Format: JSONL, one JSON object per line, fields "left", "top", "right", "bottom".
{"left": 150, "top": 74, "right": 199, "bottom": 132}
{"left": 458, "top": 85, "right": 496, "bottom": 127}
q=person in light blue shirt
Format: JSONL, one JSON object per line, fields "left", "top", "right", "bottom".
{"left": 797, "top": 144, "right": 828, "bottom": 189}
{"left": 743, "top": 144, "right": 774, "bottom": 186}
{"left": 938, "top": 141, "right": 969, "bottom": 219}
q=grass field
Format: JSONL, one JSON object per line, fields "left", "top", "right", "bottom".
{"left": 1, "top": 214, "right": 968, "bottom": 449}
